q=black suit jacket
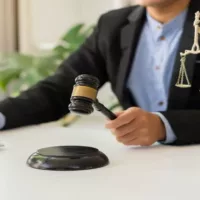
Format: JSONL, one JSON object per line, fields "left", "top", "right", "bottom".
{"left": 1, "top": 0, "right": 200, "bottom": 145}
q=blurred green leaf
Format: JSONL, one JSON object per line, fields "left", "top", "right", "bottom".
{"left": 0, "top": 67, "right": 21, "bottom": 91}
{"left": 0, "top": 23, "right": 95, "bottom": 96}
{"left": 61, "top": 24, "right": 85, "bottom": 42}
{"left": 0, "top": 53, "right": 33, "bottom": 69}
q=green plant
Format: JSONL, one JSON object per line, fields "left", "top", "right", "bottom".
{"left": 0, "top": 23, "right": 94, "bottom": 96}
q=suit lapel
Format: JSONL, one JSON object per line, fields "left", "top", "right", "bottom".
{"left": 116, "top": 6, "right": 145, "bottom": 108}
{"left": 168, "top": 1, "right": 199, "bottom": 109}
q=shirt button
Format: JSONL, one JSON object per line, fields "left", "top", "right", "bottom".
{"left": 158, "top": 101, "right": 164, "bottom": 106}
{"left": 160, "top": 36, "right": 166, "bottom": 41}
{"left": 155, "top": 66, "right": 160, "bottom": 70}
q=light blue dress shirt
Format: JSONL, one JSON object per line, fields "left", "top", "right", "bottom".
{"left": 127, "top": 9, "right": 188, "bottom": 143}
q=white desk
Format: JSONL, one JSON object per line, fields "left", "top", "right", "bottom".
{"left": 0, "top": 115, "right": 200, "bottom": 200}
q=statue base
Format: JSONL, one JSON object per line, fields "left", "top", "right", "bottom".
{"left": 175, "top": 84, "right": 191, "bottom": 88}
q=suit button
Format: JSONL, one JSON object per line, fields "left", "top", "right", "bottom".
{"left": 158, "top": 101, "right": 164, "bottom": 106}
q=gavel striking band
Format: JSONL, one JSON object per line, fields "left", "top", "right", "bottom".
{"left": 72, "top": 86, "right": 97, "bottom": 101}
{"left": 68, "top": 74, "right": 117, "bottom": 120}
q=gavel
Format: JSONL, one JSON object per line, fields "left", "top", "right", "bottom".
{"left": 68, "top": 74, "right": 117, "bottom": 120}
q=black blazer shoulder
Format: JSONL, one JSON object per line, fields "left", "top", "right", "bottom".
{"left": 97, "top": 5, "right": 144, "bottom": 36}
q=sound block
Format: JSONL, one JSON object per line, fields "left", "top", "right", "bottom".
{"left": 27, "top": 146, "right": 109, "bottom": 171}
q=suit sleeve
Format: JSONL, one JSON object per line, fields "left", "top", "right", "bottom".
{"left": 161, "top": 110, "right": 200, "bottom": 145}
{"left": 0, "top": 16, "right": 108, "bottom": 130}
{"left": 152, "top": 112, "right": 177, "bottom": 144}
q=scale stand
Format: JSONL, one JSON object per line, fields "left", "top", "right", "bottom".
{"left": 176, "top": 11, "right": 200, "bottom": 88}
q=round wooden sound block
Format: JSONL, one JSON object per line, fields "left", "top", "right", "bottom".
{"left": 27, "top": 146, "right": 109, "bottom": 171}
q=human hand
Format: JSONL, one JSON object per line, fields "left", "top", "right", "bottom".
{"left": 105, "top": 107, "right": 166, "bottom": 146}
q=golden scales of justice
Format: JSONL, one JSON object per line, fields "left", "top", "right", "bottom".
{"left": 176, "top": 11, "right": 200, "bottom": 88}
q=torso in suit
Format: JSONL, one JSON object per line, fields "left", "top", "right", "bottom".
{"left": 0, "top": 0, "right": 200, "bottom": 145}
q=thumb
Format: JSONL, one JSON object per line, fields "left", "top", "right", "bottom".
{"left": 105, "top": 111, "right": 123, "bottom": 123}
{"left": 115, "top": 111, "right": 124, "bottom": 117}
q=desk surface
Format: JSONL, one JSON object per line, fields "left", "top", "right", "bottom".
{"left": 0, "top": 115, "right": 200, "bottom": 200}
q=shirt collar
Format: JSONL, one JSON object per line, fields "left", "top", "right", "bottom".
{"left": 146, "top": 8, "right": 188, "bottom": 42}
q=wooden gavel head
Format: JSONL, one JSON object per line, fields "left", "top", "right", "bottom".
{"left": 68, "top": 74, "right": 100, "bottom": 115}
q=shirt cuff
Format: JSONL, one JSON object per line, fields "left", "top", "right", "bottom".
{"left": 152, "top": 112, "right": 177, "bottom": 144}
{"left": 0, "top": 112, "right": 6, "bottom": 130}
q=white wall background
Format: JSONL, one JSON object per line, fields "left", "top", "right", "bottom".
{"left": 18, "top": 0, "right": 131, "bottom": 54}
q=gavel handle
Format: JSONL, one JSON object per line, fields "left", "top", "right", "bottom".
{"left": 94, "top": 100, "right": 117, "bottom": 120}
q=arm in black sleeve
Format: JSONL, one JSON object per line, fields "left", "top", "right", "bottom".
{"left": 0, "top": 16, "right": 108, "bottom": 130}
{"left": 161, "top": 110, "right": 200, "bottom": 145}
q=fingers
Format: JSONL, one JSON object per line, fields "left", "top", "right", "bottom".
{"left": 114, "top": 111, "right": 124, "bottom": 117}
{"left": 116, "top": 131, "right": 138, "bottom": 144}
{"left": 113, "top": 118, "right": 140, "bottom": 137}
{"left": 105, "top": 107, "right": 154, "bottom": 147}
{"left": 105, "top": 108, "right": 139, "bottom": 129}
{"left": 116, "top": 128, "right": 149, "bottom": 145}
{"left": 126, "top": 136, "right": 151, "bottom": 146}
{"left": 125, "top": 138, "right": 142, "bottom": 146}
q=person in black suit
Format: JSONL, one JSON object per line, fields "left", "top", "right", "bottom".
{"left": 0, "top": 0, "right": 199, "bottom": 146}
